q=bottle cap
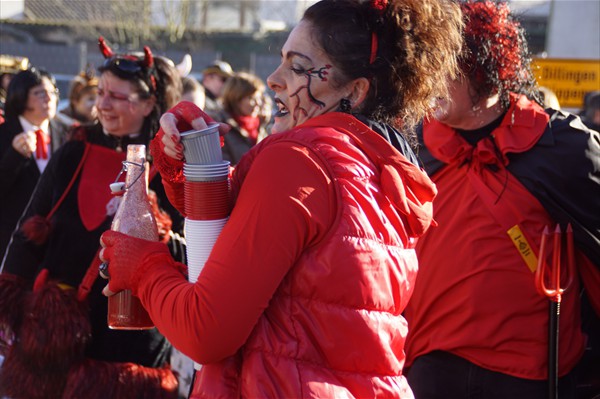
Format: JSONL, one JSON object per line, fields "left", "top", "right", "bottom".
{"left": 110, "top": 182, "right": 126, "bottom": 195}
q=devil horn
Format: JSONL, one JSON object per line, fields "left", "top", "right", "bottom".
{"left": 98, "top": 36, "right": 114, "bottom": 59}
{"left": 143, "top": 46, "right": 154, "bottom": 68}
{"left": 176, "top": 54, "right": 192, "bottom": 78}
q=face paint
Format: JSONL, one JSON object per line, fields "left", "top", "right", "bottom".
{"left": 289, "top": 64, "right": 332, "bottom": 121}
{"left": 267, "top": 21, "right": 348, "bottom": 133}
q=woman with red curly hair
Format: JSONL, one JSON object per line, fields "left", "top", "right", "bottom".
{"left": 403, "top": 1, "right": 600, "bottom": 398}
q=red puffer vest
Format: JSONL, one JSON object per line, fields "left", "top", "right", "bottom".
{"left": 192, "top": 113, "right": 436, "bottom": 398}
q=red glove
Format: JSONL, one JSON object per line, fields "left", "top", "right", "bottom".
{"left": 168, "top": 100, "right": 217, "bottom": 131}
{"left": 99, "top": 230, "right": 177, "bottom": 297}
{"left": 150, "top": 101, "right": 229, "bottom": 183}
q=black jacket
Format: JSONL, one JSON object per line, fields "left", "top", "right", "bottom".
{"left": 0, "top": 116, "right": 69, "bottom": 259}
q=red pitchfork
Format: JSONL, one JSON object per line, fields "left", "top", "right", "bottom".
{"left": 535, "top": 224, "right": 575, "bottom": 399}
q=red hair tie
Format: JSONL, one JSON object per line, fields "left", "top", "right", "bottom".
{"left": 370, "top": 33, "right": 378, "bottom": 64}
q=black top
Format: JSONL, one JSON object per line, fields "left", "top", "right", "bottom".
{"left": 0, "top": 116, "right": 69, "bottom": 259}
{"left": 355, "top": 114, "right": 420, "bottom": 167}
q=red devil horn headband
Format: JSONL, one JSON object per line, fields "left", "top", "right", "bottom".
{"left": 143, "top": 46, "right": 154, "bottom": 68}
{"left": 98, "top": 36, "right": 114, "bottom": 59}
{"left": 98, "top": 36, "right": 153, "bottom": 69}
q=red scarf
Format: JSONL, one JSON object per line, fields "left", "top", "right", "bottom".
{"left": 78, "top": 145, "right": 126, "bottom": 231}
{"left": 234, "top": 115, "right": 260, "bottom": 144}
{"left": 423, "top": 93, "right": 550, "bottom": 168}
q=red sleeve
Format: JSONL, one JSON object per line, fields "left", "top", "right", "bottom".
{"left": 137, "top": 142, "right": 336, "bottom": 364}
{"left": 162, "top": 178, "right": 185, "bottom": 217}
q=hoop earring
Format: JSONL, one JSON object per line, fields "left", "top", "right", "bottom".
{"left": 340, "top": 98, "right": 352, "bottom": 113}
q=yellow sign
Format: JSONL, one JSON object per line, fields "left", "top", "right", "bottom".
{"left": 532, "top": 58, "right": 600, "bottom": 109}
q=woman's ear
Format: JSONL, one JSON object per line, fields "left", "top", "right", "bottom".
{"left": 141, "top": 95, "right": 157, "bottom": 117}
{"left": 348, "top": 77, "right": 370, "bottom": 109}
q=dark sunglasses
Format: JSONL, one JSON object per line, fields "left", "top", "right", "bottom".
{"left": 102, "top": 56, "right": 156, "bottom": 92}
{"left": 102, "top": 57, "right": 144, "bottom": 74}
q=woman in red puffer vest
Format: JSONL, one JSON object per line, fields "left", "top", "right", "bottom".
{"left": 97, "top": 0, "right": 464, "bottom": 397}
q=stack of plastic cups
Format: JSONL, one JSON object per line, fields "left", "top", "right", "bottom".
{"left": 180, "top": 123, "right": 230, "bottom": 370}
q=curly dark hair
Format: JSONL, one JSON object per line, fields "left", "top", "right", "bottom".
{"left": 458, "top": 0, "right": 543, "bottom": 108}
{"left": 302, "top": 0, "right": 463, "bottom": 134}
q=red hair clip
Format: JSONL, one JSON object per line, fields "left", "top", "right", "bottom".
{"left": 369, "top": 0, "right": 388, "bottom": 64}
{"left": 371, "top": 0, "right": 388, "bottom": 12}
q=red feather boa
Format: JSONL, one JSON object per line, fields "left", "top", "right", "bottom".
{"left": 0, "top": 272, "right": 178, "bottom": 398}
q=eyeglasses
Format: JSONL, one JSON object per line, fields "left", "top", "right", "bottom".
{"left": 31, "top": 88, "right": 59, "bottom": 99}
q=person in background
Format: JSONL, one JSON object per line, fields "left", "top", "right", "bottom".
{"left": 258, "top": 89, "right": 274, "bottom": 137}
{"left": 57, "top": 67, "right": 98, "bottom": 127}
{"left": 200, "top": 60, "right": 233, "bottom": 118}
{"left": 403, "top": 2, "right": 600, "bottom": 398}
{"left": 215, "top": 71, "right": 270, "bottom": 165}
{"left": 161, "top": 54, "right": 201, "bottom": 112}
{"left": 0, "top": 55, "right": 30, "bottom": 117}
{"left": 580, "top": 90, "right": 600, "bottom": 132}
{"left": 181, "top": 75, "right": 206, "bottom": 109}
{"left": 0, "top": 38, "right": 183, "bottom": 398}
{"left": 0, "top": 68, "right": 65, "bottom": 260}
{"left": 97, "top": 0, "right": 463, "bottom": 397}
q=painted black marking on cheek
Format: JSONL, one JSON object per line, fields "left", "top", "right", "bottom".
{"left": 310, "top": 64, "right": 331, "bottom": 82}
{"left": 303, "top": 64, "right": 332, "bottom": 108}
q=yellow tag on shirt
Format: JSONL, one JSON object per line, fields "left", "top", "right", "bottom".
{"left": 507, "top": 225, "right": 538, "bottom": 273}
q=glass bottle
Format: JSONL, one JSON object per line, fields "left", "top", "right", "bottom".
{"left": 107, "top": 144, "right": 158, "bottom": 330}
